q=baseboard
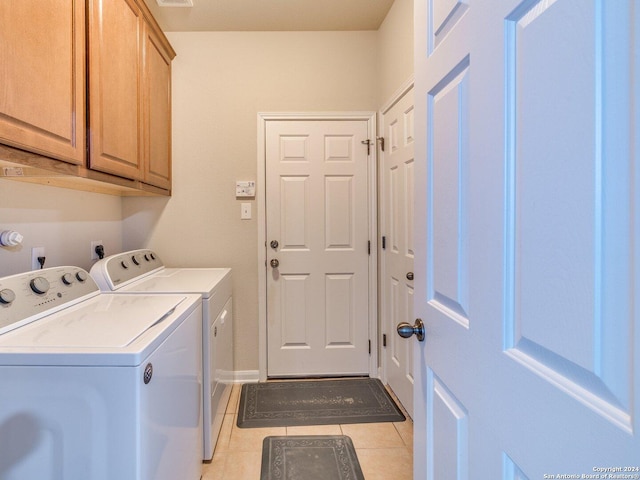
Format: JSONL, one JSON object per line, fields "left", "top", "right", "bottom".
{"left": 233, "top": 370, "right": 259, "bottom": 383}
{"left": 233, "top": 370, "right": 381, "bottom": 383}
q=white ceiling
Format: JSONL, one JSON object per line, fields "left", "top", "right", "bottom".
{"left": 143, "top": 0, "right": 395, "bottom": 32}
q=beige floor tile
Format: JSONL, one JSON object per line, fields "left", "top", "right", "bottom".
{"left": 220, "top": 450, "right": 263, "bottom": 480}
{"left": 226, "top": 384, "right": 241, "bottom": 414}
{"left": 356, "top": 447, "right": 413, "bottom": 480}
{"left": 208, "top": 380, "right": 415, "bottom": 479}
{"left": 394, "top": 419, "right": 413, "bottom": 450}
{"left": 201, "top": 452, "right": 227, "bottom": 480}
{"left": 286, "top": 424, "right": 343, "bottom": 436}
{"left": 340, "top": 422, "right": 405, "bottom": 449}
{"left": 212, "top": 413, "right": 234, "bottom": 453}
{"left": 228, "top": 416, "right": 286, "bottom": 452}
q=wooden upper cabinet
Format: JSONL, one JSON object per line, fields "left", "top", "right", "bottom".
{"left": 0, "top": 0, "right": 173, "bottom": 195}
{"left": 0, "top": 0, "right": 86, "bottom": 165}
{"left": 143, "top": 22, "right": 173, "bottom": 190}
{"left": 88, "top": 0, "right": 175, "bottom": 190}
{"left": 88, "top": 0, "right": 144, "bottom": 180}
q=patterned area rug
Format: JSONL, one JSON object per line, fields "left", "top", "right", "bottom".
{"left": 237, "top": 378, "right": 405, "bottom": 428}
{"left": 260, "top": 435, "right": 364, "bottom": 480}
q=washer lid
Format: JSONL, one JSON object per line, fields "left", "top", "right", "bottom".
{"left": 0, "top": 294, "right": 185, "bottom": 348}
{"left": 120, "top": 268, "right": 231, "bottom": 296}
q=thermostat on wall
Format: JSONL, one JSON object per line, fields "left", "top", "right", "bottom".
{"left": 236, "top": 181, "right": 256, "bottom": 197}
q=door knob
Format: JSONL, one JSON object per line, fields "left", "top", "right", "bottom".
{"left": 406, "top": 272, "right": 414, "bottom": 281}
{"left": 270, "top": 258, "right": 279, "bottom": 268}
{"left": 270, "top": 240, "right": 279, "bottom": 250}
{"left": 397, "top": 319, "right": 425, "bottom": 342}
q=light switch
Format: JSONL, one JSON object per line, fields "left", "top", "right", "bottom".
{"left": 241, "top": 203, "right": 251, "bottom": 219}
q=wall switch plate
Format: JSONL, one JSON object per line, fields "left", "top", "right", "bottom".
{"left": 241, "top": 203, "right": 252, "bottom": 219}
{"left": 31, "top": 246, "right": 45, "bottom": 270}
{"left": 91, "top": 240, "right": 103, "bottom": 260}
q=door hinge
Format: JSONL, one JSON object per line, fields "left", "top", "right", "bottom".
{"left": 368, "top": 240, "right": 371, "bottom": 255}
{"left": 377, "top": 136, "right": 385, "bottom": 152}
{"left": 382, "top": 333, "right": 387, "bottom": 347}
{"left": 361, "top": 139, "right": 372, "bottom": 155}
{"left": 368, "top": 339, "right": 371, "bottom": 355}
{"left": 382, "top": 235, "right": 386, "bottom": 250}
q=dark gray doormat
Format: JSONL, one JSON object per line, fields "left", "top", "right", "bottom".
{"left": 261, "top": 435, "right": 365, "bottom": 480}
{"left": 237, "top": 378, "right": 405, "bottom": 428}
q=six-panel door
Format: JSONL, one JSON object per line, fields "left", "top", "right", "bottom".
{"left": 265, "top": 120, "right": 371, "bottom": 377}
{"left": 413, "top": 0, "right": 639, "bottom": 477}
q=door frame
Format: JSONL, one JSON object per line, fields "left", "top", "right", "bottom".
{"left": 257, "top": 112, "right": 378, "bottom": 382}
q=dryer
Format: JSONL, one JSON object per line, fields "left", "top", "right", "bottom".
{"left": 90, "top": 249, "right": 233, "bottom": 461}
{"left": 0, "top": 266, "right": 203, "bottom": 480}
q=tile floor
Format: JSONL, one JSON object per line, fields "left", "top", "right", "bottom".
{"left": 201, "top": 382, "right": 413, "bottom": 480}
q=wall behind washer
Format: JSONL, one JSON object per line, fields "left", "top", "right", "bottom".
{"left": 122, "top": 31, "right": 378, "bottom": 373}
{"left": 0, "top": 181, "right": 122, "bottom": 276}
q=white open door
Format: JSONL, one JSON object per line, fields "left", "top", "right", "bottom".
{"left": 381, "top": 84, "right": 416, "bottom": 417}
{"left": 412, "top": 0, "right": 639, "bottom": 477}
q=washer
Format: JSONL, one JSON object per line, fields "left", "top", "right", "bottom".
{"left": 0, "top": 266, "right": 203, "bottom": 480}
{"left": 90, "top": 249, "right": 233, "bottom": 461}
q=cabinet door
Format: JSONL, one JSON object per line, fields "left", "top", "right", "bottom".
{"left": 88, "top": 0, "right": 143, "bottom": 180}
{"left": 0, "top": 0, "right": 85, "bottom": 165}
{"left": 143, "top": 24, "right": 172, "bottom": 190}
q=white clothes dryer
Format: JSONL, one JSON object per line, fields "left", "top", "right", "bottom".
{"left": 0, "top": 266, "right": 203, "bottom": 480}
{"left": 90, "top": 249, "right": 233, "bottom": 461}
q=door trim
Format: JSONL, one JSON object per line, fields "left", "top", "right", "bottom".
{"left": 257, "top": 112, "right": 378, "bottom": 381}
{"left": 379, "top": 76, "right": 414, "bottom": 119}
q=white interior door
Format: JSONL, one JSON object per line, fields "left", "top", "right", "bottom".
{"left": 381, "top": 86, "right": 416, "bottom": 418}
{"left": 265, "top": 119, "right": 372, "bottom": 377}
{"left": 412, "top": 0, "right": 639, "bottom": 477}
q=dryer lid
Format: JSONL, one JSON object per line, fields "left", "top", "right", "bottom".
{"left": 122, "top": 268, "right": 231, "bottom": 295}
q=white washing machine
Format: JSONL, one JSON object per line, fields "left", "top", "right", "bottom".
{"left": 90, "top": 249, "right": 233, "bottom": 461}
{"left": 0, "top": 266, "right": 203, "bottom": 480}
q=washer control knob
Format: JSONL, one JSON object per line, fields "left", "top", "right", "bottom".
{"left": 75, "top": 271, "right": 88, "bottom": 282}
{"left": 0, "top": 289, "right": 16, "bottom": 305}
{"left": 132, "top": 255, "right": 141, "bottom": 266}
{"left": 121, "top": 260, "right": 130, "bottom": 269}
{"left": 61, "top": 273, "right": 74, "bottom": 285}
{"left": 30, "top": 277, "right": 50, "bottom": 294}
{"left": 149, "top": 252, "right": 156, "bottom": 260}
{"left": 144, "top": 254, "right": 151, "bottom": 262}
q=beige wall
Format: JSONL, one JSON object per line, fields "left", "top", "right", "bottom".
{"left": 377, "top": 0, "right": 414, "bottom": 106}
{"left": 0, "top": 0, "right": 413, "bottom": 375}
{"left": 0, "top": 180, "right": 122, "bottom": 276}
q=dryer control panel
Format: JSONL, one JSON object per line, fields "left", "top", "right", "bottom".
{"left": 90, "top": 249, "right": 164, "bottom": 290}
{"left": 0, "top": 267, "right": 99, "bottom": 334}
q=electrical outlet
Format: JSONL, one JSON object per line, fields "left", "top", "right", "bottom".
{"left": 31, "top": 246, "right": 45, "bottom": 270}
{"left": 91, "top": 240, "right": 103, "bottom": 260}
